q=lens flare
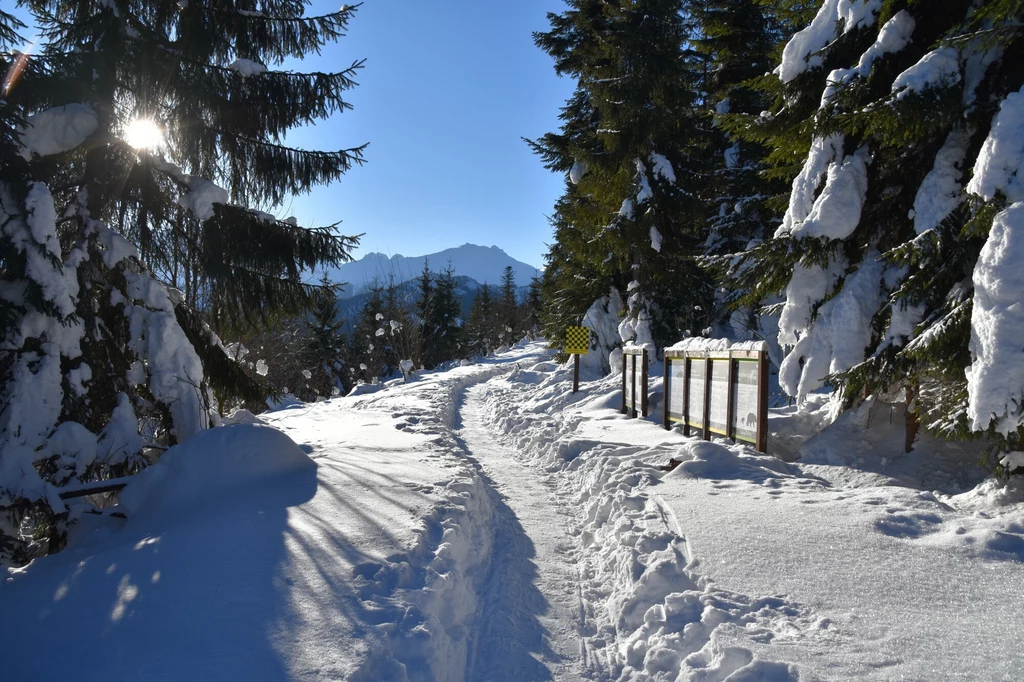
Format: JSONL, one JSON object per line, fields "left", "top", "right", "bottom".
{"left": 124, "top": 118, "right": 164, "bottom": 150}
{"left": 2, "top": 44, "right": 34, "bottom": 96}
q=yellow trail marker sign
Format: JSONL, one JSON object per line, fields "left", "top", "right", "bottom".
{"left": 566, "top": 326, "right": 590, "bottom": 355}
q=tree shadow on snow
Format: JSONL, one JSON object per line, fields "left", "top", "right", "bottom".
{"left": 0, "top": 468, "right": 319, "bottom": 682}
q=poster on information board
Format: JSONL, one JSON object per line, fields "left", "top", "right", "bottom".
{"left": 667, "top": 359, "right": 685, "bottom": 423}
{"left": 708, "top": 359, "right": 730, "bottom": 436}
{"left": 732, "top": 360, "right": 759, "bottom": 443}
{"left": 687, "top": 359, "right": 704, "bottom": 429}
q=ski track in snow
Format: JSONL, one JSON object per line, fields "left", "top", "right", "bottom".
{"left": 456, "top": 384, "right": 590, "bottom": 681}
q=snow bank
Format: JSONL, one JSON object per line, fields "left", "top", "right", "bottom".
{"left": 119, "top": 424, "right": 314, "bottom": 520}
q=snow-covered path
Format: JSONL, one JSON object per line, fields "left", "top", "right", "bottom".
{"left": 4, "top": 344, "right": 1022, "bottom": 681}
{"left": 456, "top": 384, "right": 589, "bottom": 681}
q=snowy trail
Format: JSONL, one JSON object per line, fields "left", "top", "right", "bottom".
{"left": 457, "top": 384, "right": 591, "bottom": 681}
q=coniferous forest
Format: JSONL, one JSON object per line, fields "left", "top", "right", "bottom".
{"left": 531, "top": 0, "right": 1024, "bottom": 465}
{"left": 2, "top": 0, "right": 1024, "bottom": 578}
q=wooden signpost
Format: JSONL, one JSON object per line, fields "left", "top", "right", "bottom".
{"left": 663, "top": 344, "right": 769, "bottom": 453}
{"left": 565, "top": 326, "right": 590, "bottom": 394}
{"left": 621, "top": 346, "right": 649, "bottom": 418}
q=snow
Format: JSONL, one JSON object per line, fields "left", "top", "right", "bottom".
{"left": 4, "top": 344, "right": 1023, "bottom": 681}
{"left": 581, "top": 288, "right": 625, "bottom": 376}
{"left": 635, "top": 158, "right": 653, "bottom": 204}
{"left": 787, "top": 146, "right": 871, "bottom": 240}
{"left": 777, "top": 134, "right": 844, "bottom": 237}
{"left": 570, "top": 158, "right": 588, "bottom": 185}
{"left": 118, "top": 424, "right": 314, "bottom": 519}
{"left": 966, "top": 86, "right": 1024, "bottom": 203}
{"left": 820, "top": 11, "right": 915, "bottom": 108}
{"left": 227, "top": 58, "right": 267, "bottom": 76}
{"left": 777, "top": 259, "right": 845, "bottom": 347}
{"left": 913, "top": 128, "right": 970, "bottom": 233}
{"left": 966, "top": 202, "right": 1024, "bottom": 433}
{"left": 892, "top": 47, "right": 961, "bottom": 98}
{"left": 20, "top": 182, "right": 78, "bottom": 317}
{"left": 775, "top": 0, "right": 881, "bottom": 83}
{"left": 178, "top": 176, "right": 229, "bottom": 222}
{"left": 619, "top": 197, "right": 634, "bottom": 219}
{"left": 667, "top": 337, "right": 768, "bottom": 353}
{"left": 649, "top": 225, "right": 662, "bottom": 252}
{"left": 780, "top": 256, "right": 884, "bottom": 399}
{"left": 650, "top": 153, "right": 676, "bottom": 184}
{"left": 18, "top": 103, "right": 98, "bottom": 159}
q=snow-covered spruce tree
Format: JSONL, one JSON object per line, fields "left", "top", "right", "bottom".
{"left": 530, "top": 0, "right": 716, "bottom": 354}
{"left": 694, "top": 0, "right": 790, "bottom": 343}
{"left": 1, "top": 1, "right": 363, "bottom": 563}
{"left": 729, "top": 0, "right": 1024, "bottom": 456}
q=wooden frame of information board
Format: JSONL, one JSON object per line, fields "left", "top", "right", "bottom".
{"left": 662, "top": 348, "right": 768, "bottom": 453}
{"left": 621, "top": 346, "right": 649, "bottom": 418}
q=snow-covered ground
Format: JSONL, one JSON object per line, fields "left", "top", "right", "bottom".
{"left": 3, "top": 342, "right": 1023, "bottom": 681}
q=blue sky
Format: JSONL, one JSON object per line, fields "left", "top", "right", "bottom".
{"left": 10, "top": 1, "right": 574, "bottom": 269}
{"left": 283, "top": 0, "right": 574, "bottom": 269}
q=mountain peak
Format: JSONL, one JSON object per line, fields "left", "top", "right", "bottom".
{"left": 334, "top": 244, "right": 540, "bottom": 298}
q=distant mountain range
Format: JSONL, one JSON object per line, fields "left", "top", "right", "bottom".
{"left": 333, "top": 244, "right": 541, "bottom": 299}
{"left": 335, "top": 274, "right": 483, "bottom": 326}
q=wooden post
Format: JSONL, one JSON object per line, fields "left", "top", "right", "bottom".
{"left": 725, "top": 351, "right": 736, "bottom": 442}
{"left": 756, "top": 350, "right": 769, "bottom": 454}
{"left": 641, "top": 349, "right": 649, "bottom": 418}
{"left": 683, "top": 356, "right": 691, "bottom": 437}
{"left": 702, "top": 355, "right": 712, "bottom": 441}
{"left": 662, "top": 355, "right": 670, "bottom": 430}
{"left": 621, "top": 352, "right": 627, "bottom": 414}
{"left": 573, "top": 353, "right": 580, "bottom": 394}
{"left": 905, "top": 384, "right": 919, "bottom": 453}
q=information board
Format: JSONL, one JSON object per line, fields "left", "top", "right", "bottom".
{"left": 731, "top": 360, "right": 759, "bottom": 443}
{"left": 687, "top": 359, "right": 704, "bottom": 429}
{"left": 708, "top": 359, "right": 730, "bottom": 436}
{"left": 666, "top": 359, "right": 685, "bottom": 423}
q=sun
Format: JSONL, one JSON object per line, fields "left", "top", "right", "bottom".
{"left": 123, "top": 118, "right": 164, "bottom": 150}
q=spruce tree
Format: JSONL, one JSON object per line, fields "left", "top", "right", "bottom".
{"left": 525, "top": 276, "right": 543, "bottom": 335}
{"left": 497, "top": 265, "right": 521, "bottom": 344}
{"left": 0, "top": 0, "right": 364, "bottom": 563}
{"left": 466, "top": 284, "right": 497, "bottom": 356}
{"left": 530, "top": 0, "right": 716, "bottom": 354}
{"left": 297, "top": 275, "right": 349, "bottom": 400}
{"left": 350, "top": 281, "right": 388, "bottom": 384}
{"left": 694, "top": 0, "right": 786, "bottom": 335}
{"left": 730, "top": 0, "right": 1024, "bottom": 457}
{"left": 426, "top": 263, "right": 464, "bottom": 366}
